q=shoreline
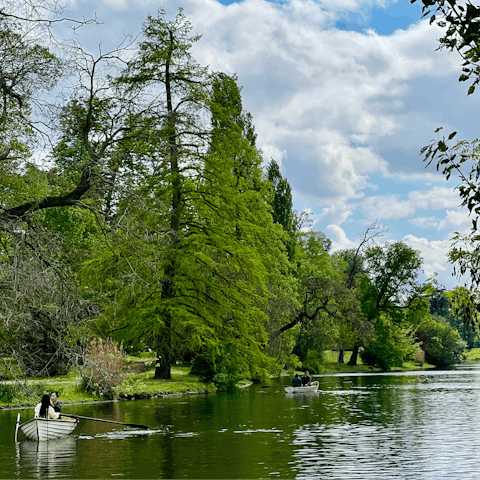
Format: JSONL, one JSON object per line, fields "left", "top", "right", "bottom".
{"left": 0, "top": 382, "right": 257, "bottom": 412}
{"left": 0, "top": 361, "right": 451, "bottom": 411}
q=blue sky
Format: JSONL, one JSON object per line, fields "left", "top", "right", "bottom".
{"left": 336, "top": 0, "right": 422, "bottom": 34}
{"left": 60, "top": 0, "right": 479, "bottom": 289}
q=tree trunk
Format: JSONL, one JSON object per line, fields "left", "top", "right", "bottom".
{"left": 152, "top": 36, "right": 178, "bottom": 382}
{"left": 154, "top": 350, "right": 171, "bottom": 379}
{"left": 338, "top": 349, "right": 344, "bottom": 364}
{"left": 154, "top": 271, "right": 174, "bottom": 379}
{"left": 347, "top": 345, "right": 360, "bottom": 366}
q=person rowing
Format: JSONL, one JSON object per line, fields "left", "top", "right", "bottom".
{"left": 50, "top": 391, "right": 62, "bottom": 412}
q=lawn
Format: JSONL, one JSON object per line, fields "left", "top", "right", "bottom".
{"left": 464, "top": 348, "right": 480, "bottom": 363}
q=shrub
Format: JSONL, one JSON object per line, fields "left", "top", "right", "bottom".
{"left": 417, "top": 317, "right": 467, "bottom": 367}
{"left": 82, "top": 338, "right": 125, "bottom": 399}
{"left": 191, "top": 342, "right": 274, "bottom": 392}
{"left": 0, "top": 380, "right": 46, "bottom": 406}
{"left": 0, "top": 383, "right": 18, "bottom": 403}
{"left": 190, "top": 347, "right": 246, "bottom": 391}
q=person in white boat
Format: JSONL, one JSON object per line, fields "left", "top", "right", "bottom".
{"left": 50, "top": 391, "right": 62, "bottom": 412}
{"left": 301, "top": 371, "right": 312, "bottom": 386}
{"left": 292, "top": 374, "right": 302, "bottom": 387}
{"left": 34, "top": 394, "right": 60, "bottom": 419}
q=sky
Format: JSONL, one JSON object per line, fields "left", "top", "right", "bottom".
{"left": 55, "top": 0, "right": 480, "bottom": 289}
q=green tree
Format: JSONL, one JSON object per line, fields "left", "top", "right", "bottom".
{"left": 446, "top": 286, "right": 480, "bottom": 347}
{"left": 112, "top": 8, "right": 211, "bottom": 379}
{"left": 351, "top": 241, "right": 424, "bottom": 367}
{"left": 271, "top": 231, "right": 365, "bottom": 370}
{"left": 333, "top": 223, "right": 384, "bottom": 364}
{"left": 361, "top": 241, "right": 424, "bottom": 321}
{"left": 84, "top": 12, "right": 288, "bottom": 384}
{"left": 360, "top": 314, "right": 418, "bottom": 370}
{"left": 266, "top": 159, "right": 297, "bottom": 261}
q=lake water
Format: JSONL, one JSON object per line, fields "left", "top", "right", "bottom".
{"left": 2, "top": 368, "right": 480, "bottom": 479}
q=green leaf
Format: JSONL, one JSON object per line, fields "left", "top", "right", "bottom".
{"left": 448, "top": 131, "right": 458, "bottom": 140}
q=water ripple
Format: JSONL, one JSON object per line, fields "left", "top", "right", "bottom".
{"left": 290, "top": 379, "right": 480, "bottom": 479}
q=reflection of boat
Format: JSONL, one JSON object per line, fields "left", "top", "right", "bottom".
{"left": 285, "top": 382, "right": 319, "bottom": 393}
{"left": 16, "top": 434, "right": 77, "bottom": 479}
{"left": 16, "top": 415, "right": 78, "bottom": 441}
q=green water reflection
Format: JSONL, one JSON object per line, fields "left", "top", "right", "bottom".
{"left": 2, "top": 370, "right": 480, "bottom": 479}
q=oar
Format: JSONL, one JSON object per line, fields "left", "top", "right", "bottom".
{"left": 262, "top": 380, "right": 353, "bottom": 388}
{"left": 63, "top": 414, "right": 149, "bottom": 430}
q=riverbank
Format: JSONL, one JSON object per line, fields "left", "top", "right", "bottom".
{"left": 0, "top": 349, "right": 448, "bottom": 410}
{"left": 0, "top": 363, "right": 216, "bottom": 410}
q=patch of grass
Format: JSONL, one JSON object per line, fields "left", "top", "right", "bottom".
{"left": 117, "top": 367, "right": 215, "bottom": 396}
{"left": 0, "top": 371, "right": 98, "bottom": 409}
{"left": 464, "top": 348, "right": 480, "bottom": 363}
{"left": 319, "top": 350, "right": 369, "bottom": 373}
{"left": 303, "top": 351, "right": 434, "bottom": 375}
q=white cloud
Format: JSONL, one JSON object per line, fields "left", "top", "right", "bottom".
{"left": 410, "top": 209, "right": 471, "bottom": 231}
{"left": 317, "top": 0, "right": 395, "bottom": 12}
{"left": 261, "top": 144, "right": 287, "bottom": 171}
{"left": 439, "top": 210, "right": 471, "bottom": 230}
{"left": 187, "top": 4, "right": 459, "bottom": 206}
{"left": 402, "top": 234, "right": 452, "bottom": 281}
{"left": 327, "top": 224, "right": 358, "bottom": 252}
{"left": 385, "top": 170, "right": 446, "bottom": 183}
{"left": 362, "top": 187, "right": 461, "bottom": 221}
{"left": 102, "top": 0, "right": 128, "bottom": 9}
{"left": 362, "top": 195, "right": 416, "bottom": 220}
{"left": 91, "top": 0, "right": 461, "bottom": 209}
{"left": 319, "top": 202, "right": 356, "bottom": 225}
{"left": 408, "top": 187, "right": 460, "bottom": 210}
{"left": 409, "top": 216, "right": 440, "bottom": 229}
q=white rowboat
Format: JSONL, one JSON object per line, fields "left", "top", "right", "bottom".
{"left": 285, "top": 382, "right": 319, "bottom": 394}
{"left": 17, "top": 416, "right": 78, "bottom": 441}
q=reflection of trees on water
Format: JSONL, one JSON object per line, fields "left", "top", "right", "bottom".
{"left": 16, "top": 436, "right": 77, "bottom": 479}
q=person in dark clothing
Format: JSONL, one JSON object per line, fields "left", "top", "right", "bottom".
{"left": 292, "top": 374, "right": 302, "bottom": 387}
{"left": 301, "top": 371, "right": 311, "bottom": 386}
{"left": 50, "top": 391, "right": 62, "bottom": 412}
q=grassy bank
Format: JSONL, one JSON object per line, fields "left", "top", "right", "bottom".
{"left": 464, "top": 348, "right": 480, "bottom": 363}
{"left": 116, "top": 364, "right": 216, "bottom": 399}
{"left": 0, "top": 360, "right": 215, "bottom": 409}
